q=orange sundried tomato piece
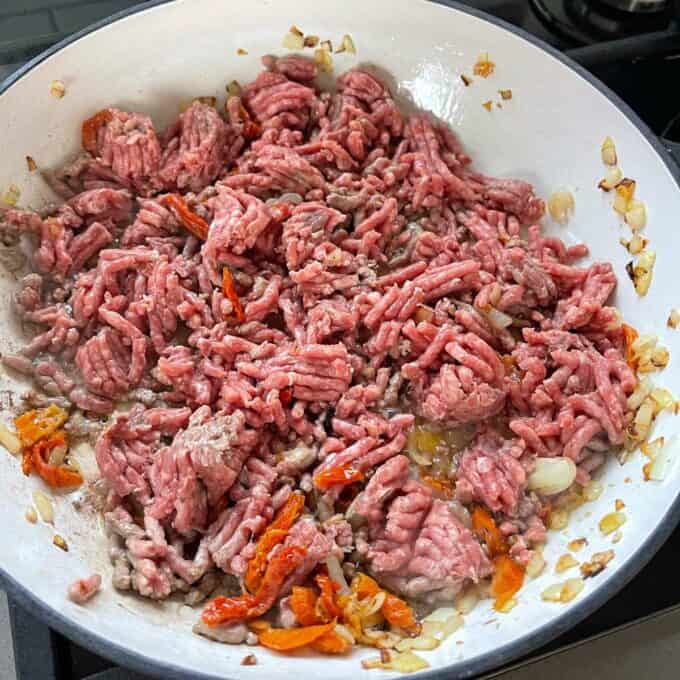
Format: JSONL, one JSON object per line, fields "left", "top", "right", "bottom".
{"left": 279, "top": 386, "right": 293, "bottom": 406}
{"left": 471, "top": 506, "right": 508, "bottom": 557}
{"left": 202, "top": 545, "right": 305, "bottom": 626}
{"left": 245, "top": 491, "right": 305, "bottom": 592}
{"left": 221, "top": 267, "right": 246, "bottom": 324}
{"left": 381, "top": 593, "right": 420, "bottom": 635}
{"left": 14, "top": 404, "right": 68, "bottom": 448}
{"left": 315, "top": 574, "right": 342, "bottom": 620}
{"left": 81, "top": 109, "right": 112, "bottom": 154}
{"left": 238, "top": 103, "right": 261, "bottom": 141}
{"left": 258, "top": 621, "right": 335, "bottom": 651}
{"left": 29, "top": 431, "right": 83, "bottom": 488}
{"left": 290, "top": 586, "right": 321, "bottom": 626}
{"left": 491, "top": 554, "right": 525, "bottom": 611}
{"left": 622, "top": 323, "right": 639, "bottom": 370}
{"left": 313, "top": 464, "right": 364, "bottom": 491}
{"left": 160, "top": 194, "right": 210, "bottom": 240}
{"left": 269, "top": 202, "right": 293, "bottom": 223}
{"left": 420, "top": 474, "right": 454, "bottom": 499}
{"left": 350, "top": 572, "right": 381, "bottom": 600}
{"left": 311, "top": 629, "right": 352, "bottom": 654}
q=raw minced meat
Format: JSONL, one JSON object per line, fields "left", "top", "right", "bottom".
{"left": 1, "top": 53, "right": 637, "bottom": 641}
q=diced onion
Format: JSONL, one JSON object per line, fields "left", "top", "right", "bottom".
{"left": 567, "top": 538, "right": 588, "bottom": 552}
{"left": 0, "top": 423, "right": 21, "bottom": 455}
{"left": 53, "top": 534, "right": 68, "bottom": 551}
{"left": 668, "top": 309, "right": 680, "bottom": 329}
{"left": 527, "top": 457, "right": 577, "bottom": 496}
{"left": 440, "top": 613, "right": 464, "bottom": 639}
{"left": 484, "top": 307, "right": 513, "bottom": 330}
{"left": 626, "top": 233, "right": 647, "bottom": 255}
{"left": 361, "top": 591, "right": 386, "bottom": 617}
{"left": 48, "top": 443, "right": 67, "bottom": 467}
{"left": 25, "top": 507, "right": 37, "bottom": 523}
{"left": 625, "top": 201, "right": 646, "bottom": 231}
{"left": 395, "top": 636, "right": 439, "bottom": 652}
{"left": 613, "top": 178, "right": 636, "bottom": 214}
{"left": 630, "top": 333, "right": 669, "bottom": 373}
{"left": 314, "top": 47, "right": 333, "bottom": 73}
{"left": 601, "top": 136, "right": 617, "bottom": 166}
{"left": 32, "top": 490, "right": 54, "bottom": 524}
{"left": 336, "top": 34, "right": 356, "bottom": 54}
{"left": 651, "top": 346, "right": 670, "bottom": 369}
{"left": 454, "top": 587, "right": 479, "bottom": 614}
{"left": 647, "top": 436, "right": 677, "bottom": 482}
{"left": 580, "top": 549, "right": 615, "bottom": 578}
{"left": 50, "top": 80, "right": 66, "bottom": 98}
{"left": 282, "top": 31, "right": 304, "bottom": 49}
{"left": 555, "top": 553, "right": 579, "bottom": 574}
{"left": 598, "top": 166, "right": 623, "bottom": 191}
{"left": 633, "top": 397, "right": 654, "bottom": 440}
{"left": 627, "top": 377, "right": 652, "bottom": 410}
{"left": 554, "top": 487, "right": 585, "bottom": 513}
{"left": 631, "top": 249, "right": 656, "bottom": 296}
{"left": 541, "top": 578, "right": 584, "bottom": 603}
{"left": 473, "top": 53, "right": 495, "bottom": 78}
{"left": 421, "top": 621, "right": 445, "bottom": 638}
{"left": 325, "top": 556, "right": 349, "bottom": 593}
{"left": 547, "top": 509, "right": 569, "bottom": 530}
{"left": 540, "top": 584, "right": 563, "bottom": 602}
{"left": 409, "top": 449, "right": 432, "bottom": 466}
{"left": 2, "top": 184, "right": 20, "bottom": 206}
{"left": 581, "top": 480, "right": 603, "bottom": 502}
{"left": 631, "top": 333, "right": 656, "bottom": 354}
{"left": 651, "top": 388, "right": 675, "bottom": 413}
{"left": 547, "top": 190, "right": 575, "bottom": 224}
{"left": 334, "top": 624, "right": 356, "bottom": 645}
{"left": 560, "top": 578, "right": 584, "bottom": 602}
{"left": 525, "top": 551, "right": 546, "bottom": 578}
{"left": 641, "top": 436, "right": 664, "bottom": 459}
{"left": 599, "top": 511, "right": 626, "bottom": 535}
{"left": 362, "top": 651, "right": 430, "bottom": 673}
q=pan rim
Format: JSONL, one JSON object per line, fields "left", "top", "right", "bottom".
{"left": 1, "top": 1, "right": 679, "bottom": 678}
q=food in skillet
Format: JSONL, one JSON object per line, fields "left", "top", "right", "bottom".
{"left": 0, "top": 52, "right": 672, "bottom": 664}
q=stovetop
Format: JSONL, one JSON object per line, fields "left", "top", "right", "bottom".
{"left": 2, "top": 1, "right": 680, "bottom": 679}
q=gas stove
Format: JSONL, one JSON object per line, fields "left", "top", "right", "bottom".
{"left": 2, "top": 1, "right": 680, "bottom": 679}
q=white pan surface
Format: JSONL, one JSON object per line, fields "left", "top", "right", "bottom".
{"left": 1, "top": 1, "right": 679, "bottom": 678}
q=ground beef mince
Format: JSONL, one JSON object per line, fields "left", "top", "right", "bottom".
{"left": 1, "top": 55, "right": 636, "bottom": 618}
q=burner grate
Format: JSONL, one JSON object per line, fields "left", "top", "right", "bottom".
{"left": 531, "top": 0, "right": 677, "bottom": 44}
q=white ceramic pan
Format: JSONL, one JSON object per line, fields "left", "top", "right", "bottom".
{"left": 1, "top": 1, "right": 680, "bottom": 678}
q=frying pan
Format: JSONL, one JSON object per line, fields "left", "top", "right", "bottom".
{"left": 1, "top": 0, "right": 680, "bottom": 678}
